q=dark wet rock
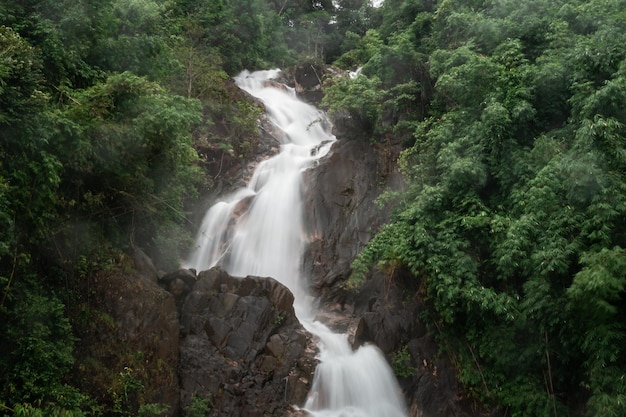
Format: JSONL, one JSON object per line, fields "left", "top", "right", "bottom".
{"left": 178, "top": 268, "right": 317, "bottom": 417}
{"left": 75, "top": 266, "right": 180, "bottom": 416}
{"left": 291, "top": 62, "right": 325, "bottom": 105}
{"left": 302, "top": 138, "right": 403, "bottom": 303}
{"left": 131, "top": 246, "right": 160, "bottom": 283}
{"left": 159, "top": 268, "right": 197, "bottom": 302}
{"left": 348, "top": 269, "right": 475, "bottom": 417}
{"left": 280, "top": 63, "right": 346, "bottom": 106}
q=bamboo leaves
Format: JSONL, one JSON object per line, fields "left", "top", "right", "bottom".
{"left": 349, "top": 1, "right": 626, "bottom": 415}
{"left": 569, "top": 248, "right": 626, "bottom": 318}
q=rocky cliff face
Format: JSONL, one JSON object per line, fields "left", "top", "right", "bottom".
{"left": 77, "top": 66, "right": 481, "bottom": 417}
{"left": 302, "top": 137, "right": 402, "bottom": 303}
{"left": 351, "top": 269, "right": 475, "bottom": 417}
{"left": 300, "top": 75, "right": 479, "bottom": 416}
{"left": 77, "top": 259, "right": 315, "bottom": 417}
{"left": 178, "top": 268, "right": 316, "bottom": 417}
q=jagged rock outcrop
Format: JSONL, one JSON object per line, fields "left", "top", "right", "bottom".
{"left": 303, "top": 137, "right": 403, "bottom": 303}
{"left": 159, "top": 268, "right": 198, "bottom": 307}
{"left": 178, "top": 268, "right": 317, "bottom": 417}
{"left": 76, "top": 253, "right": 316, "bottom": 417}
{"left": 289, "top": 63, "right": 325, "bottom": 105}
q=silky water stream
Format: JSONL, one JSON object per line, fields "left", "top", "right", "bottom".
{"left": 185, "top": 69, "right": 408, "bottom": 417}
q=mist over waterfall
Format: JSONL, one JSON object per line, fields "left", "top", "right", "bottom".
{"left": 185, "top": 69, "right": 408, "bottom": 417}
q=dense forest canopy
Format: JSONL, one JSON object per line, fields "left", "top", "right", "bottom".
{"left": 1, "top": 0, "right": 625, "bottom": 416}
{"left": 342, "top": 1, "right": 626, "bottom": 416}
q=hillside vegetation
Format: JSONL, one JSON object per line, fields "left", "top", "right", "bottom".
{"left": 337, "top": 1, "right": 626, "bottom": 416}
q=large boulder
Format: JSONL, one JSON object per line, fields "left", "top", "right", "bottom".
{"left": 159, "top": 268, "right": 198, "bottom": 308}
{"left": 290, "top": 62, "right": 325, "bottom": 105}
{"left": 178, "top": 268, "right": 317, "bottom": 417}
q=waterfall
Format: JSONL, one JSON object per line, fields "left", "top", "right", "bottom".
{"left": 184, "top": 69, "right": 408, "bottom": 417}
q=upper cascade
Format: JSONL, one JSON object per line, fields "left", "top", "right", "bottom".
{"left": 184, "top": 68, "right": 335, "bottom": 309}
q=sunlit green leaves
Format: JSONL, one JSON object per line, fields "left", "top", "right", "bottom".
{"left": 322, "top": 73, "right": 383, "bottom": 134}
{"left": 569, "top": 247, "right": 626, "bottom": 317}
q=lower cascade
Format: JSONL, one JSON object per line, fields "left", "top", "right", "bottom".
{"left": 185, "top": 69, "right": 408, "bottom": 417}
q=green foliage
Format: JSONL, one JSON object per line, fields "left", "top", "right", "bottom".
{"left": 0, "top": 26, "right": 45, "bottom": 124}
{"left": 334, "top": 29, "right": 383, "bottom": 69}
{"left": 567, "top": 247, "right": 626, "bottom": 417}
{"left": 89, "top": 0, "right": 171, "bottom": 80}
{"left": 110, "top": 366, "right": 144, "bottom": 415}
{"left": 274, "top": 311, "right": 286, "bottom": 326}
{"left": 278, "top": 0, "right": 378, "bottom": 64}
{"left": 5, "top": 403, "right": 87, "bottom": 417}
{"left": 170, "top": 0, "right": 294, "bottom": 74}
{"left": 3, "top": 0, "right": 624, "bottom": 416}
{"left": 391, "top": 345, "right": 416, "bottom": 378}
{"left": 0, "top": 0, "right": 257, "bottom": 412}
{"left": 378, "top": 0, "right": 434, "bottom": 41}
{"left": 0, "top": 283, "right": 89, "bottom": 412}
{"left": 349, "top": 0, "right": 626, "bottom": 415}
{"left": 107, "top": 363, "right": 169, "bottom": 417}
{"left": 137, "top": 403, "right": 169, "bottom": 417}
{"left": 366, "top": 29, "right": 428, "bottom": 88}
{"left": 322, "top": 74, "right": 383, "bottom": 135}
{"left": 184, "top": 394, "right": 213, "bottom": 417}
{"left": 53, "top": 72, "right": 202, "bottom": 269}
{"left": 569, "top": 247, "right": 626, "bottom": 319}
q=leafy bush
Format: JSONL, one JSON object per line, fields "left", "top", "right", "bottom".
{"left": 322, "top": 74, "right": 383, "bottom": 135}
{"left": 0, "top": 283, "right": 89, "bottom": 412}
{"left": 391, "top": 346, "right": 416, "bottom": 378}
{"left": 184, "top": 394, "right": 213, "bottom": 417}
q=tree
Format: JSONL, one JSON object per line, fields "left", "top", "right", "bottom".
{"left": 322, "top": 73, "right": 383, "bottom": 135}
{"left": 0, "top": 287, "right": 86, "bottom": 410}
{"left": 88, "top": 0, "right": 172, "bottom": 80}
{"left": 55, "top": 72, "right": 203, "bottom": 269}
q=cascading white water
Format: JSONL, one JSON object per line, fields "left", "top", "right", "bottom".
{"left": 184, "top": 69, "right": 408, "bottom": 417}
{"left": 303, "top": 322, "right": 408, "bottom": 417}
